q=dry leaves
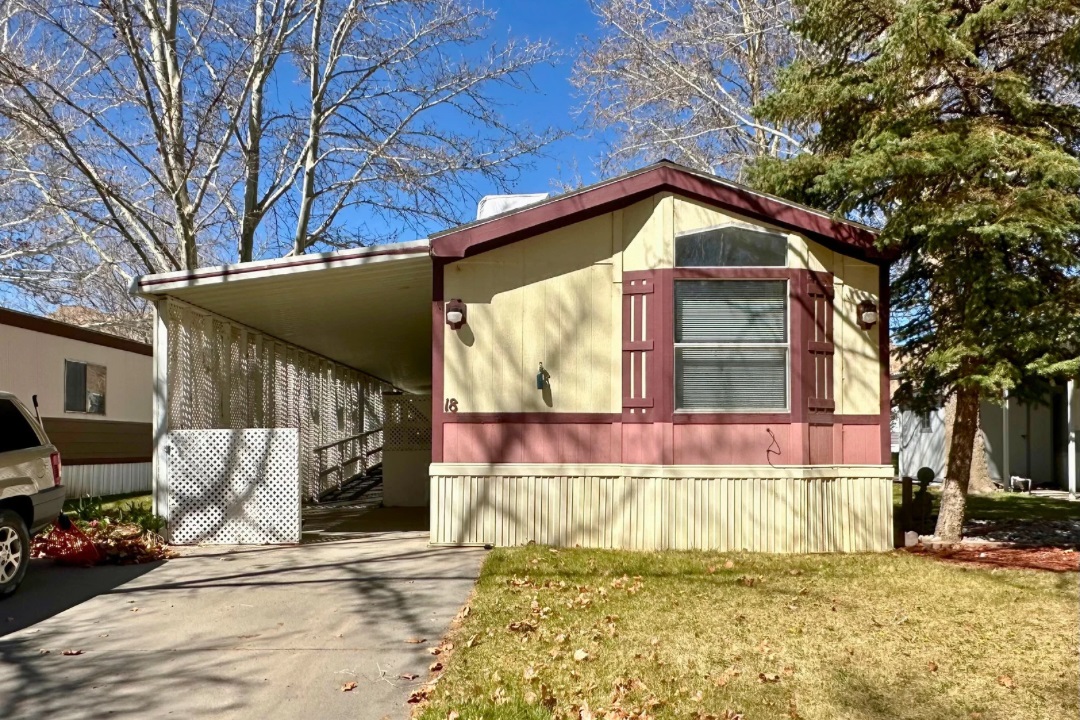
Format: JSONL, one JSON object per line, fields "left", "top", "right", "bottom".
{"left": 61, "top": 649, "right": 85, "bottom": 656}
{"left": 341, "top": 681, "right": 357, "bottom": 692}
{"left": 405, "top": 637, "right": 426, "bottom": 644}
{"left": 928, "top": 661, "right": 939, "bottom": 673}
{"left": 997, "top": 675, "right": 1015, "bottom": 689}
{"left": 573, "top": 648, "right": 589, "bottom": 662}
{"left": 399, "top": 673, "right": 420, "bottom": 681}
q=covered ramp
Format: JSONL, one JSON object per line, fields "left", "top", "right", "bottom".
{"left": 134, "top": 241, "right": 435, "bottom": 544}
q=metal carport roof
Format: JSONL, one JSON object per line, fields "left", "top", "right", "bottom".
{"left": 133, "top": 240, "right": 433, "bottom": 394}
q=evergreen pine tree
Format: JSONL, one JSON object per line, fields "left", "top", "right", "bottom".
{"left": 752, "top": 0, "right": 1080, "bottom": 539}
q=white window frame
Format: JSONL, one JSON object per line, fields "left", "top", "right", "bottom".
{"left": 673, "top": 278, "right": 792, "bottom": 413}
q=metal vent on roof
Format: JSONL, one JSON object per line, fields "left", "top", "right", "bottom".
{"left": 476, "top": 193, "right": 548, "bottom": 220}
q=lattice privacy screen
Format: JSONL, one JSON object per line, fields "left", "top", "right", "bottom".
{"left": 163, "top": 298, "right": 392, "bottom": 500}
{"left": 384, "top": 394, "right": 432, "bottom": 451}
{"left": 166, "top": 429, "right": 300, "bottom": 544}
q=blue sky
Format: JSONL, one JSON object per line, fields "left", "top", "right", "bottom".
{"left": 0, "top": 2, "right": 609, "bottom": 312}
{"left": 484, "top": 1, "right": 610, "bottom": 194}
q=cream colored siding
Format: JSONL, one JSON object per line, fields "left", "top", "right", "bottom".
{"left": 443, "top": 213, "right": 620, "bottom": 413}
{"left": 833, "top": 255, "right": 881, "bottom": 415}
{"left": 430, "top": 465, "right": 893, "bottom": 552}
{"left": 622, "top": 194, "right": 673, "bottom": 270}
{"left": 0, "top": 323, "right": 151, "bottom": 423}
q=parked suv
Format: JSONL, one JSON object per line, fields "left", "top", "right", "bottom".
{"left": 0, "top": 392, "right": 65, "bottom": 597}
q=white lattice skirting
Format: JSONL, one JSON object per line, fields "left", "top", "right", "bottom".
{"left": 165, "top": 429, "right": 300, "bottom": 544}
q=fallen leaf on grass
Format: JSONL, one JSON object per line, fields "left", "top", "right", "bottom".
{"left": 429, "top": 661, "right": 443, "bottom": 672}
{"left": 405, "top": 637, "right": 426, "bottom": 644}
{"left": 573, "top": 648, "right": 589, "bottom": 662}
{"left": 448, "top": 712, "right": 460, "bottom": 720}
{"left": 407, "top": 688, "right": 428, "bottom": 704}
{"left": 758, "top": 672, "right": 781, "bottom": 683}
{"left": 399, "top": 673, "right": 419, "bottom": 681}
{"left": 464, "top": 634, "right": 478, "bottom": 648}
{"left": 724, "top": 560, "right": 735, "bottom": 569}
{"left": 997, "top": 675, "right": 1015, "bottom": 689}
{"left": 62, "top": 649, "right": 85, "bottom": 656}
{"left": 341, "top": 681, "right": 357, "bottom": 692}
{"left": 927, "top": 661, "right": 938, "bottom": 673}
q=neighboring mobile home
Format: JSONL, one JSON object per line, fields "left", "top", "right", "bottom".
{"left": 898, "top": 384, "right": 1080, "bottom": 498}
{"left": 135, "top": 162, "right": 895, "bottom": 551}
{"left": 0, "top": 308, "right": 153, "bottom": 497}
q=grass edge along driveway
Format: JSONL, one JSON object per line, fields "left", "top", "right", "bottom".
{"left": 415, "top": 547, "right": 1078, "bottom": 720}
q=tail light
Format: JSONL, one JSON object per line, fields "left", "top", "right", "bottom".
{"left": 50, "top": 451, "right": 62, "bottom": 486}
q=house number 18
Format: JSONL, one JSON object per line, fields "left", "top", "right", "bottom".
{"left": 444, "top": 398, "right": 458, "bottom": 413}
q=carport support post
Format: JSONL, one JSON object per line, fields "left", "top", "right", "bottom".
{"left": 152, "top": 298, "right": 170, "bottom": 521}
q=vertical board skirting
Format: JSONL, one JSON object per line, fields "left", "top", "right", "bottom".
{"left": 430, "top": 474, "right": 893, "bottom": 552}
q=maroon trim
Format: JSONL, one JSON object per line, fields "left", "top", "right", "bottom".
{"left": 673, "top": 413, "right": 793, "bottom": 425}
{"left": 431, "top": 258, "right": 446, "bottom": 463}
{"left": 789, "top": 272, "right": 807, "bottom": 426}
{"left": 431, "top": 164, "right": 889, "bottom": 263}
{"left": 840, "top": 414, "right": 885, "bottom": 426}
{"left": 879, "top": 262, "right": 892, "bottom": 463}
{"left": 444, "top": 412, "right": 620, "bottom": 424}
{"left": 0, "top": 307, "right": 151, "bottom": 356}
{"left": 137, "top": 246, "right": 428, "bottom": 289}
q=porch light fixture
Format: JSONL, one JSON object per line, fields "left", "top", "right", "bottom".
{"left": 857, "top": 299, "right": 878, "bottom": 330}
{"left": 445, "top": 298, "right": 467, "bottom": 330}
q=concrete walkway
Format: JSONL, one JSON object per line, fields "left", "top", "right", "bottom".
{"left": 0, "top": 531, "right": 485, "bottom": 720}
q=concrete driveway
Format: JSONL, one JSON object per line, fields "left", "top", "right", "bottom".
{"left": 0, "top": 531, "right": 485, "bottom": 719}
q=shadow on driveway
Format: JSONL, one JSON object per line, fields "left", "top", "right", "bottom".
{"left": 2, "top": 559, "right": 162, "bottom": 638}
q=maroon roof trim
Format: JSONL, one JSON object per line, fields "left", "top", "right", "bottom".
{"left": 0, "top": 307, "right": 151, "bottom": 356}
{"left": 431, "top": 164, "right": 889, "bottom": 263}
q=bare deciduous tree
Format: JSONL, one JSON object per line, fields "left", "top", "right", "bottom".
{"left": 573, "top": 0, "right": 806, "bottom": 180}
{"left": 0, "top": 0, "right": 559, "bottom": 335}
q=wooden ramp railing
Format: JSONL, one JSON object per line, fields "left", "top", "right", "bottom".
{"left": 312, "top": 427, "right": 383, "bottom": 500}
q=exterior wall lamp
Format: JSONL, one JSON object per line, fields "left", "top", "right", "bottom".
{"left": 857, "top": 299, "right": 879, "bottom": 330}
{"left": 445, "top": 298, "right": 467, "bottom": 330}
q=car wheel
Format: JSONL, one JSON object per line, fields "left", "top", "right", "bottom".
{"left": 0, "top": 509, "right": 30, "bottom": 598}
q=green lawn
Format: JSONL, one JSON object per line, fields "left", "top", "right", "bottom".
{"left": 63, "top": 492, "right": 153, "bottom": 517}
{"left": 417, "top": 547, "right": 1078, "bottom": 720}
{"left": 892, "top": 484, "right": 1080, "bottom": 524}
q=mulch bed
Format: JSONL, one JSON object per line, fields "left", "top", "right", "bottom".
{"left": 906, "top": 544, "right": 1080, "bottom": 573}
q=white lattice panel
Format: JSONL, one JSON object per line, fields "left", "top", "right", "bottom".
{"left": 384, "top": 394, "right": 432, "bottom": 451}
{"left": 166, "top": 429, "right": 300, "bottom": 544}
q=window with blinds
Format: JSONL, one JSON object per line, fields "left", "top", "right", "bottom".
{"left": 675, "top": 280, "right": 789, "bottom": 411}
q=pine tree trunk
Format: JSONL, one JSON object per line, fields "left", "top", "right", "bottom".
{"left": 934, "top": 385, "right": 981, "bottom": 541}
{"left": 943, "top": 397, "right": 997, "bottom": 494}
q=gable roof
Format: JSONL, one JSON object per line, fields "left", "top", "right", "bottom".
{"left": 430, "top": 161, "right": 888, "bottom": 263}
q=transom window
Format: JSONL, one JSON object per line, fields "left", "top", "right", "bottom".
{"left": 675, "top": 226, "right": 787, "bottom": 267}
{"left": 674, "top": 280, "right": 789, "bottom": 411}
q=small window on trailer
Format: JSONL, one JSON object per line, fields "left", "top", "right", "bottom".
{"left": 65, "top": 360, "right": 107, "bottom": 415}
{"left": 675, "top": 225, "right": 788, "bottom": 268}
